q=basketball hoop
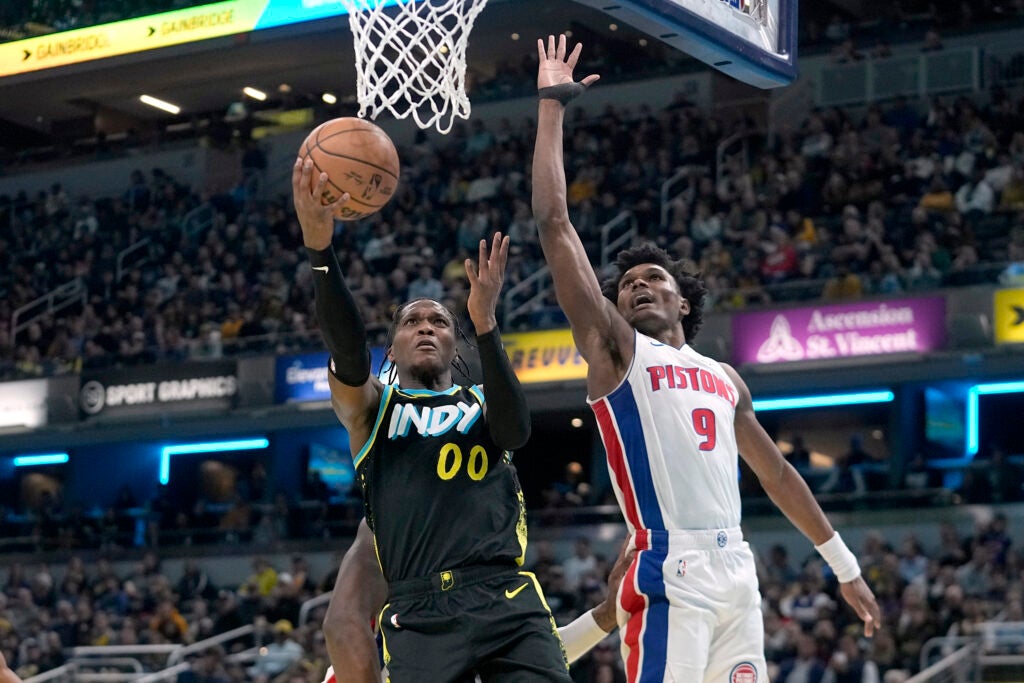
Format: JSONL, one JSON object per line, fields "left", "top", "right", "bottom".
{"left": 340, "top": 0, "right": 490, "bottom": 134}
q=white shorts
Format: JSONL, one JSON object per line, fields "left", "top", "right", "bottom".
{"left": 617, "top": 528, "right": 768, "bottom": 683}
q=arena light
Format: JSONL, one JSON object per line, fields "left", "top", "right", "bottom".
{"left": 322, "top": 92, "right": 337, "bottom": 105}
{"left": 159, "top": 438, "right": 269, "bottom": 485}
{"left": 243, "top": 87, "right": 267, "bottom": 101}
{"left": 752, "top": 390, "right": 895, "bottom": 412}
{"left": 965, "top": 380, "right": 1024, "bottom": 456}
{"left": 13, "top": 452, "right": 69, "bottom": 467}
{"left": 139, "top": 95, "right": 181, "bottom": 115}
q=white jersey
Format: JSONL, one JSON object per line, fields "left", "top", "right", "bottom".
{"left": 588, "top": 331, "right": 742, "bottom": 531}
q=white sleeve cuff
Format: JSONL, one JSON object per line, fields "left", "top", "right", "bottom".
{"left": 558, "top": 609, "right": 610, "bottom": 664}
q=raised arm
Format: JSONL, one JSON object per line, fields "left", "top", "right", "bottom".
{"left": 532, "top": 35, "right": 632, "bottom": 372}
{"left": 292, "top": 157, "right": 382, "bottom": 442}
{"left": 322, "top": 519, "right": 387, "bottom": 683}
{"left": 722, "top": 363, "right": 882, "bottom": 636}
{"left": 465, "top": 233, "right": 531, "bottom": 450}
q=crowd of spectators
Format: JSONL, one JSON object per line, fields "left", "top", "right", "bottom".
{"left": 0, "top": 515, "right": 1018, "bottom": 682}
{"left": 552, "top": 515, "right": 1023, "bottom": 682}
{"left": 0, "top": 550, "right": 336, "bottom": 682}
{"left": 801, "top": 0, "right": 1024, "bottom": 53}
{"left": 5, "top": 81, "right": 1024, "bottom": 380}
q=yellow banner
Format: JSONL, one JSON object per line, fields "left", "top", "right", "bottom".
{"left": 994, "top": 288, "right": 1024, "bottom": 344}
{"left": 503, "top": 329, "right": 587, "bottom": 384}
{"left": 0, "top": 1, "right": 265, "bottom": 77}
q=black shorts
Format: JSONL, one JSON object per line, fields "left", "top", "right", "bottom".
{"left": 380, "top": 565, "right": 571, "bottom": 683}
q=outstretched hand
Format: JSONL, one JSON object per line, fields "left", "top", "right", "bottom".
{"left": 291, "top": 157, "right": 349, "bottom": 250}
{"left": 839, "top": 576, "right": 883, "bottom": 637}
{"left": 536, "top": 34, "right": 600, "bottom": 92}
{"left": 465, "top": 232, "right": 510, "bottom": 335}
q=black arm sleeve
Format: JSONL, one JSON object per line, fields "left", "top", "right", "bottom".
{"left": 477, "top": 329, "right": 531, "bottom": 450}
{"left": 307, "top": 245, "right": 371, "bottom": 386}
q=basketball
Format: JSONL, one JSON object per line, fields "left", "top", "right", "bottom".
{"left": 298, "top": 117, "right": 400, "bottom": 221}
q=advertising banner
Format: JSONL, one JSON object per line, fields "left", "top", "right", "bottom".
{"left": 79, "top": 361, "right": 238, "bottom": 418}
{"left": 0, "top": 0, "right": 381, "bottom": 78}
{"left": 994, "top": 288, "right": 1024, "bottom": 345}
{"left": 275, "top": 348, "right": 389, "bottom": 403}
{"left": 503, "top": 329, "right": 588, "bottom": 384}
{"left": 732, "top": 297, "right": 946, "bottom": 365}
{"left": 0, "top": 379, "right": 50, "bottom": 429}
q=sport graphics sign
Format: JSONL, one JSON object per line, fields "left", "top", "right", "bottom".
{"left": 79, "top": 362, "right": 238, "bottom": 418}
{"left": 275, "top": 348, "right": 390, "bottom": 403}
{"left": 732, "top": 297, "right": 946, "bottom": 365}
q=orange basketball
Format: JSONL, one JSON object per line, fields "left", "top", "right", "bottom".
{"left": 298, "top": 117, "right": 400, "bottom": 221}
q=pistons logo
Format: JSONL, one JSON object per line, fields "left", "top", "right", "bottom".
{"left": 729, "top": 662, "right": 758, "bottom": 683}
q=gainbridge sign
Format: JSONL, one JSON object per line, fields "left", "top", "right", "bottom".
{"left": 994, "top": 288, "right": 1024, "bottom": 344}
{"left": 0, "top": 0, "right": 382, "bottom": 78}
{"left": 503, "top": 329, "right": 588, "bottom": 384}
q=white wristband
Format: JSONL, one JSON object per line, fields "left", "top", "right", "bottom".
{"left": 558, "top": 609, "right": 610, "bottom": 664}
{"left": 815, "top": 532, "right": 861, "bottom": 583}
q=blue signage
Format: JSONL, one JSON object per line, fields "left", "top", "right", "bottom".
{"left": 275, "top": 348, "right": 390, "bottom": 403}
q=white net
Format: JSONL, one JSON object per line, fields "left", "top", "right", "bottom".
{"left": 340, "top": 0, "right": 490, "bottom": 134}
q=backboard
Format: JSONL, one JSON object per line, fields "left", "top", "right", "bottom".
{"left": 570, "top": 0, "right": 798, "bottom": 88}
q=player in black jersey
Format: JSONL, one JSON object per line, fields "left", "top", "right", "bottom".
{"left": 320, "top": 520, "right": 634, "bottom": 683}
{"left": 293, "top": 157, "right": 572, "bottom": 682}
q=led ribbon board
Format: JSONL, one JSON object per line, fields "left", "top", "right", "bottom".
{"left": 0, "top": 0, "right": 399, "bottom": 78}
{"left": 159, "top": 437, "right": 269, "bottom": 485}
{"left": 752, "top": 390, "right": 895, "bottom": 412}
{"left": 965, "top": 380, "right": 1024, "bottom": 456}
{"left": 13, "top": 452, "right": 69, "bottom": 467}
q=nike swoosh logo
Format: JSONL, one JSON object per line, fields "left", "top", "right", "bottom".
{"left": 1013, "top": 305, "right": 1024, "bottom": 326}
{"left": 505, "top": 582, "right": 529, "bottom": 600}
{"left": 312, "top": 265, "right": 329, "bottom": 273}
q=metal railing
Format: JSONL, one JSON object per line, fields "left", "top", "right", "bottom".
{"left": 599, "top": 210, "right": 636, "bottom": 268}
{"left": 11, "top": 276, "right": 86, "bottom": 337}
{"left": 132, "top": 663, "right": 191, "bottom": 683}
{"left": 115, "top": 238, "right": 151, "bottom": 282}
{"left": 815, "top": 46, "right": 980, "bottom": 107}
{"left": 68, "top": 644, "right": 179, "bottom": 661}
{"left": 659, "top": 167, "right": 692, "bottom": 229}
{"left": 182, "top": 202, "right": 215, "bottom": 241}
{"left": 658, "top": 163, "right": 708, "bottom": 229}
{"left": 167, "top": 625, "right": 255, "bottom": 666}
{"left": 23, "top": 665, "right": 71, "bottom": 683}
{"left": 134, "top": 649, "right": 258, "bottom": 683}
{"left": 908, "top": 643, "right": 978, "bottom": 683}
{"left": 299, "top": 592, "right": 332, "bottom": 627}
{"left": 502, "top": 265, "right": 552, "bottom": 330}
{"left": 715, "top": 131, "right": 755, "bottom": 191}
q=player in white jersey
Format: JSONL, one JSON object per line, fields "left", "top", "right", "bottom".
{"left": 531, "top": 34, "right": 882, "bottom": 683}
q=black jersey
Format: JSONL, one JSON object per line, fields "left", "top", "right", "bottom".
{"left": 355, "top": 383, "right": 528, "bottom": 583}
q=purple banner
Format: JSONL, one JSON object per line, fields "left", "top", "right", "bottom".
{"left": 732, "top": 297, "right": 946, "bottom": 365}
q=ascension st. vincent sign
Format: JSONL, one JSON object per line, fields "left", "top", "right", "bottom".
{"left": 732, "top": 297, "right": 946, "bottom": 365}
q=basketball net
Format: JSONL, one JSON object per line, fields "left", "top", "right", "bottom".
{"left": 340, "top": 0, "right": 490, "bottom": 134}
